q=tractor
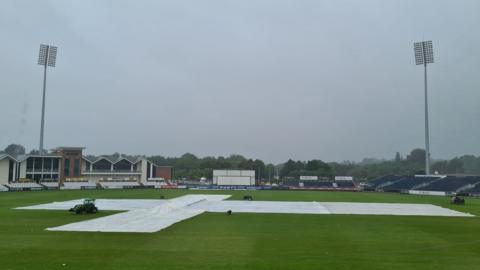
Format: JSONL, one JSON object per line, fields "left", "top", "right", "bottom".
{"left": 69, "top": 198, "right": 98, "bottom": 214}
{"left": 451, "top": 195, "right": 465, "bottom": 205}
{"left": 243, "top": 195, "right": 253, "bottom": 201}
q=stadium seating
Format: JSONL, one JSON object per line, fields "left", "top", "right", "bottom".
{"left": 280, "top": 179, "right": 356, "bottom": 190}
{"left": 416, "top": 176, "right": 480, "bottom": 192}
{"left": 5, "top": 182, "right": 44, "bottom": 191}
{"left": 143, "top": 181, "right": 168, "bottom": 189}
{"left": 100, "top": 181, "right": 140, "bottom": 189}
{"left": 62, "top": 181, "right": 97, "bottom": 190}
{"left": 302, "top": 181, "right": 334, "bottom": 188}
{"left": 281, "top": 180, "right": 300, "bottom": 188}
{"left": 366, "top": 175, "right": 404, "bottom": 189}
{"left": 466, "top": 184, "right": 480, "bottom": 195}
{"left": 382, "top": 176, "right": 441, "bottom": 191}
{"left": 40, "top": 182, "right": 59, "bottom": 189}
{"left": 335, "top": 181, "right": 356, "bottom": 188}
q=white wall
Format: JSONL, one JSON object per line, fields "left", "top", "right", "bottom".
{"left": 0, "top": 159, "right": 10, "bottom": 185}
{"left": 140, "top": 159, "right": 148, "bottom": 183}
{"left": 213, "top": 170, "right": 255, "bottom": 185}
{"left": 19, "top": 160, "right": 27, "bottom": 178}
{"left": 408, "top": 190, "right": 446, "bottom": 196}
{"left": 216, "top": 176, "right": 253, "bottom": 186}
{"left": 81, "top": 160, "right": 88, "bottom": 172}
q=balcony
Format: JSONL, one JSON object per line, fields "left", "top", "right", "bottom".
{"left": 26, "top": 169, "right": 60, "bottom": 173}
{"left": 82, "top": 169, "right": 141, "bottom": 175}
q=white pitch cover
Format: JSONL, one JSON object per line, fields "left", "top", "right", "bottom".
{"left": 16, "top": 194, "right": 473, "bottom": 233}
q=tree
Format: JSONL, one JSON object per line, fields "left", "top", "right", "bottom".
{"left": 106, "top": 152, "right": 121, "bottom": 161}
{"left": 306, "top": 160, "right": 321, "bottom": 171}
{"left": 199, "top": 156, "right": 217, "bottom": 169}
{"left": 226, "top": 154, "right": 247, "bottom": 168}
{"left": 431, "top": 160, "right": 448, "bottom": 174}
{"left": 4, "top": 144, "right": 25, "bottom": 157}
{"left": 265, "top": 164, "right": 275, "bottom": 182}
{"left": 280, "top": 159, "right": 297, "bottom": 178}
{"left": 394, "top": 152, "right": 402, "bottom": 163}
{"left": 142, "top": 148, "right": 480, "bottom": 181}
{"left": 406, "top": 149, "right": 425, "bottom": 165}
{"left": 253, "top": 159, "right": 266, "bottom": 180}
{"left": 238, "top": 159, "right": 254, "bottom": 170}
{"left": 447, "top": 158, "right": 464, "bottom": 174}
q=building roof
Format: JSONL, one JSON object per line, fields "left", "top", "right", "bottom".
{"left": 81, "top": 155, "right": 169, "bottom": 166}
{"left": 83, "top": 154, "right": 144, "bottom": 164}
{"left": 17, "top": 154, "right": 62, "bottom": 161}
{"left": 0, "top": 152, "right": 61, "bottom": 162}
{"left": 54, "top": 146, "right": 86, "bottom": 151}
{"left": 0, "top": 152, "right": 18, "bottom": 162}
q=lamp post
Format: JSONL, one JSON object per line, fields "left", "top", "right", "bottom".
{"left": 37, "top": 44, "right": 58, "bottom": 154}
{"left": 414, "top": 40, "right": 434, "bottom": 175}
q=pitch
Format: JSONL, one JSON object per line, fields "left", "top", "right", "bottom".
{"left": 2, "top": 189, "right": 480, "bottom": 270}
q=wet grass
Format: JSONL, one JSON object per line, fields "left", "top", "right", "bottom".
{"left": 1, "top": 189, "right": 479, "bottom": 270}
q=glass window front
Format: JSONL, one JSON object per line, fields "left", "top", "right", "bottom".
{"left": 43, "top": 158, "right": 52, "bottom": 171}
{"left": 52, "top": 159, "right": 59, "bottom": 170}
{"left": 113, "top": 159, "right": 132, "bottom": 171}
{"left": 74, "top": 159, "right": 80, "bottom": 176}
{"left": 27, "top": 158, "right": 34, "bottom": 171}
{"left": 64, "top": 159, "right": 70, "bottom": 176}
{"left": 92, "top": 159, "right": 112, "bottom": 171}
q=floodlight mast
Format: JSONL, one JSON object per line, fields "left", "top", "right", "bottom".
{"left": 414, "top": 41, "right": 434, "bottom": 175}
{"left": 37, "top": 44, "right": 57, "bottom": 154}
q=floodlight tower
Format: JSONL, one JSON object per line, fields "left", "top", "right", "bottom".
{"left": 414, "top": 41, "right": 434, "bottom": 175}
{"left": 37, "top": 44, "right": 58, "bottom": 154}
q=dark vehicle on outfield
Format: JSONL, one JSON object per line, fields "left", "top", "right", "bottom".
{"left": 69, "top": 198, "right": 98, "bottom": 214}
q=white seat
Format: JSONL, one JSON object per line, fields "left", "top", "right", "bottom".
{"left": 62, "top": 182, "right": 97, "bottom": 190}
{"left": 6, "top": 182, "right": 43, "bottom": 190}
{"left": 100, "top": 181, "right": 140, "bottom": 189}
{"left": 41, "top": 182, "right": 59, "bottom": 188}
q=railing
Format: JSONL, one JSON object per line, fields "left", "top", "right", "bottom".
{"left": 83, "top": 170, "right": 141, "bottom": 174}
{"left": 26, "top": 170, "right": 59, "bottom": 173}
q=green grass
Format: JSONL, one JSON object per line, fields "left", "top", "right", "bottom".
{"left": 1, "top": 189, "right": 480, "bottom": 270}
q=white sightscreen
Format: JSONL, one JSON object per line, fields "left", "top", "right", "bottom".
{"left": 217, "top": 176, "right": 252, "bottom": 186}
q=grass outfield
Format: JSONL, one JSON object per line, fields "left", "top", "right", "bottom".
{"left": 1, "top": 190, "right": 480, "bottom": 270}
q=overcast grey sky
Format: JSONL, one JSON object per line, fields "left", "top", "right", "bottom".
{"left": 0, "top": 0, "right": 479, "bottom": 163}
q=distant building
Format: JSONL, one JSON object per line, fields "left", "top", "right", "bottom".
{"left": 212, "top": 170, "right": 255, "bottom": 186}
{"left": 0, "top": 147, "right": 172, "bottom": 186}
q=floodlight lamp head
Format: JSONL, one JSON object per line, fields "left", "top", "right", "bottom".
{"left": 37, "top": 44, "right": 58, "bottom": 67}
{"left": 414, "top": 41, "right": 434, "bottom": 65}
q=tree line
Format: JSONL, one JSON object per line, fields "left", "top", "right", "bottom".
{"left": 3, "top": 144, "right": 480, "bottom": 181}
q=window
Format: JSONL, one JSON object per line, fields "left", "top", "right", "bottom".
{"left": 85, "top": 161, "right": 91, "bottom": 171}
{"left": 152, "top": 166, "right": 157, "bottom": 178}
{"left": 27, "top": 157, "right": 34, "bottom": 171}
{"left": 43, "top": 158, "right": 52, "bottom": 171}
{"left": 92, "top": 159, "right": 112, "bottom": 171}
{"left": 64, "top": 159, "right": 70, "bottom": 177}
{"left": 74, "top": 159, "right": 80, "bottom": 176}
{"left": 52, "top": 159, "right": 59, "bottom": 170}
{"left": 113, "top": 159, "right": 131, "bottom": 171}
{"left": 147, "top": 162, "right": 151, "bottom": 178}
{"left": 8, "top": 160, "right": 14, "bottom": 182}
{"left": 34, "top": 158, "right": 42, "bottom": 170}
